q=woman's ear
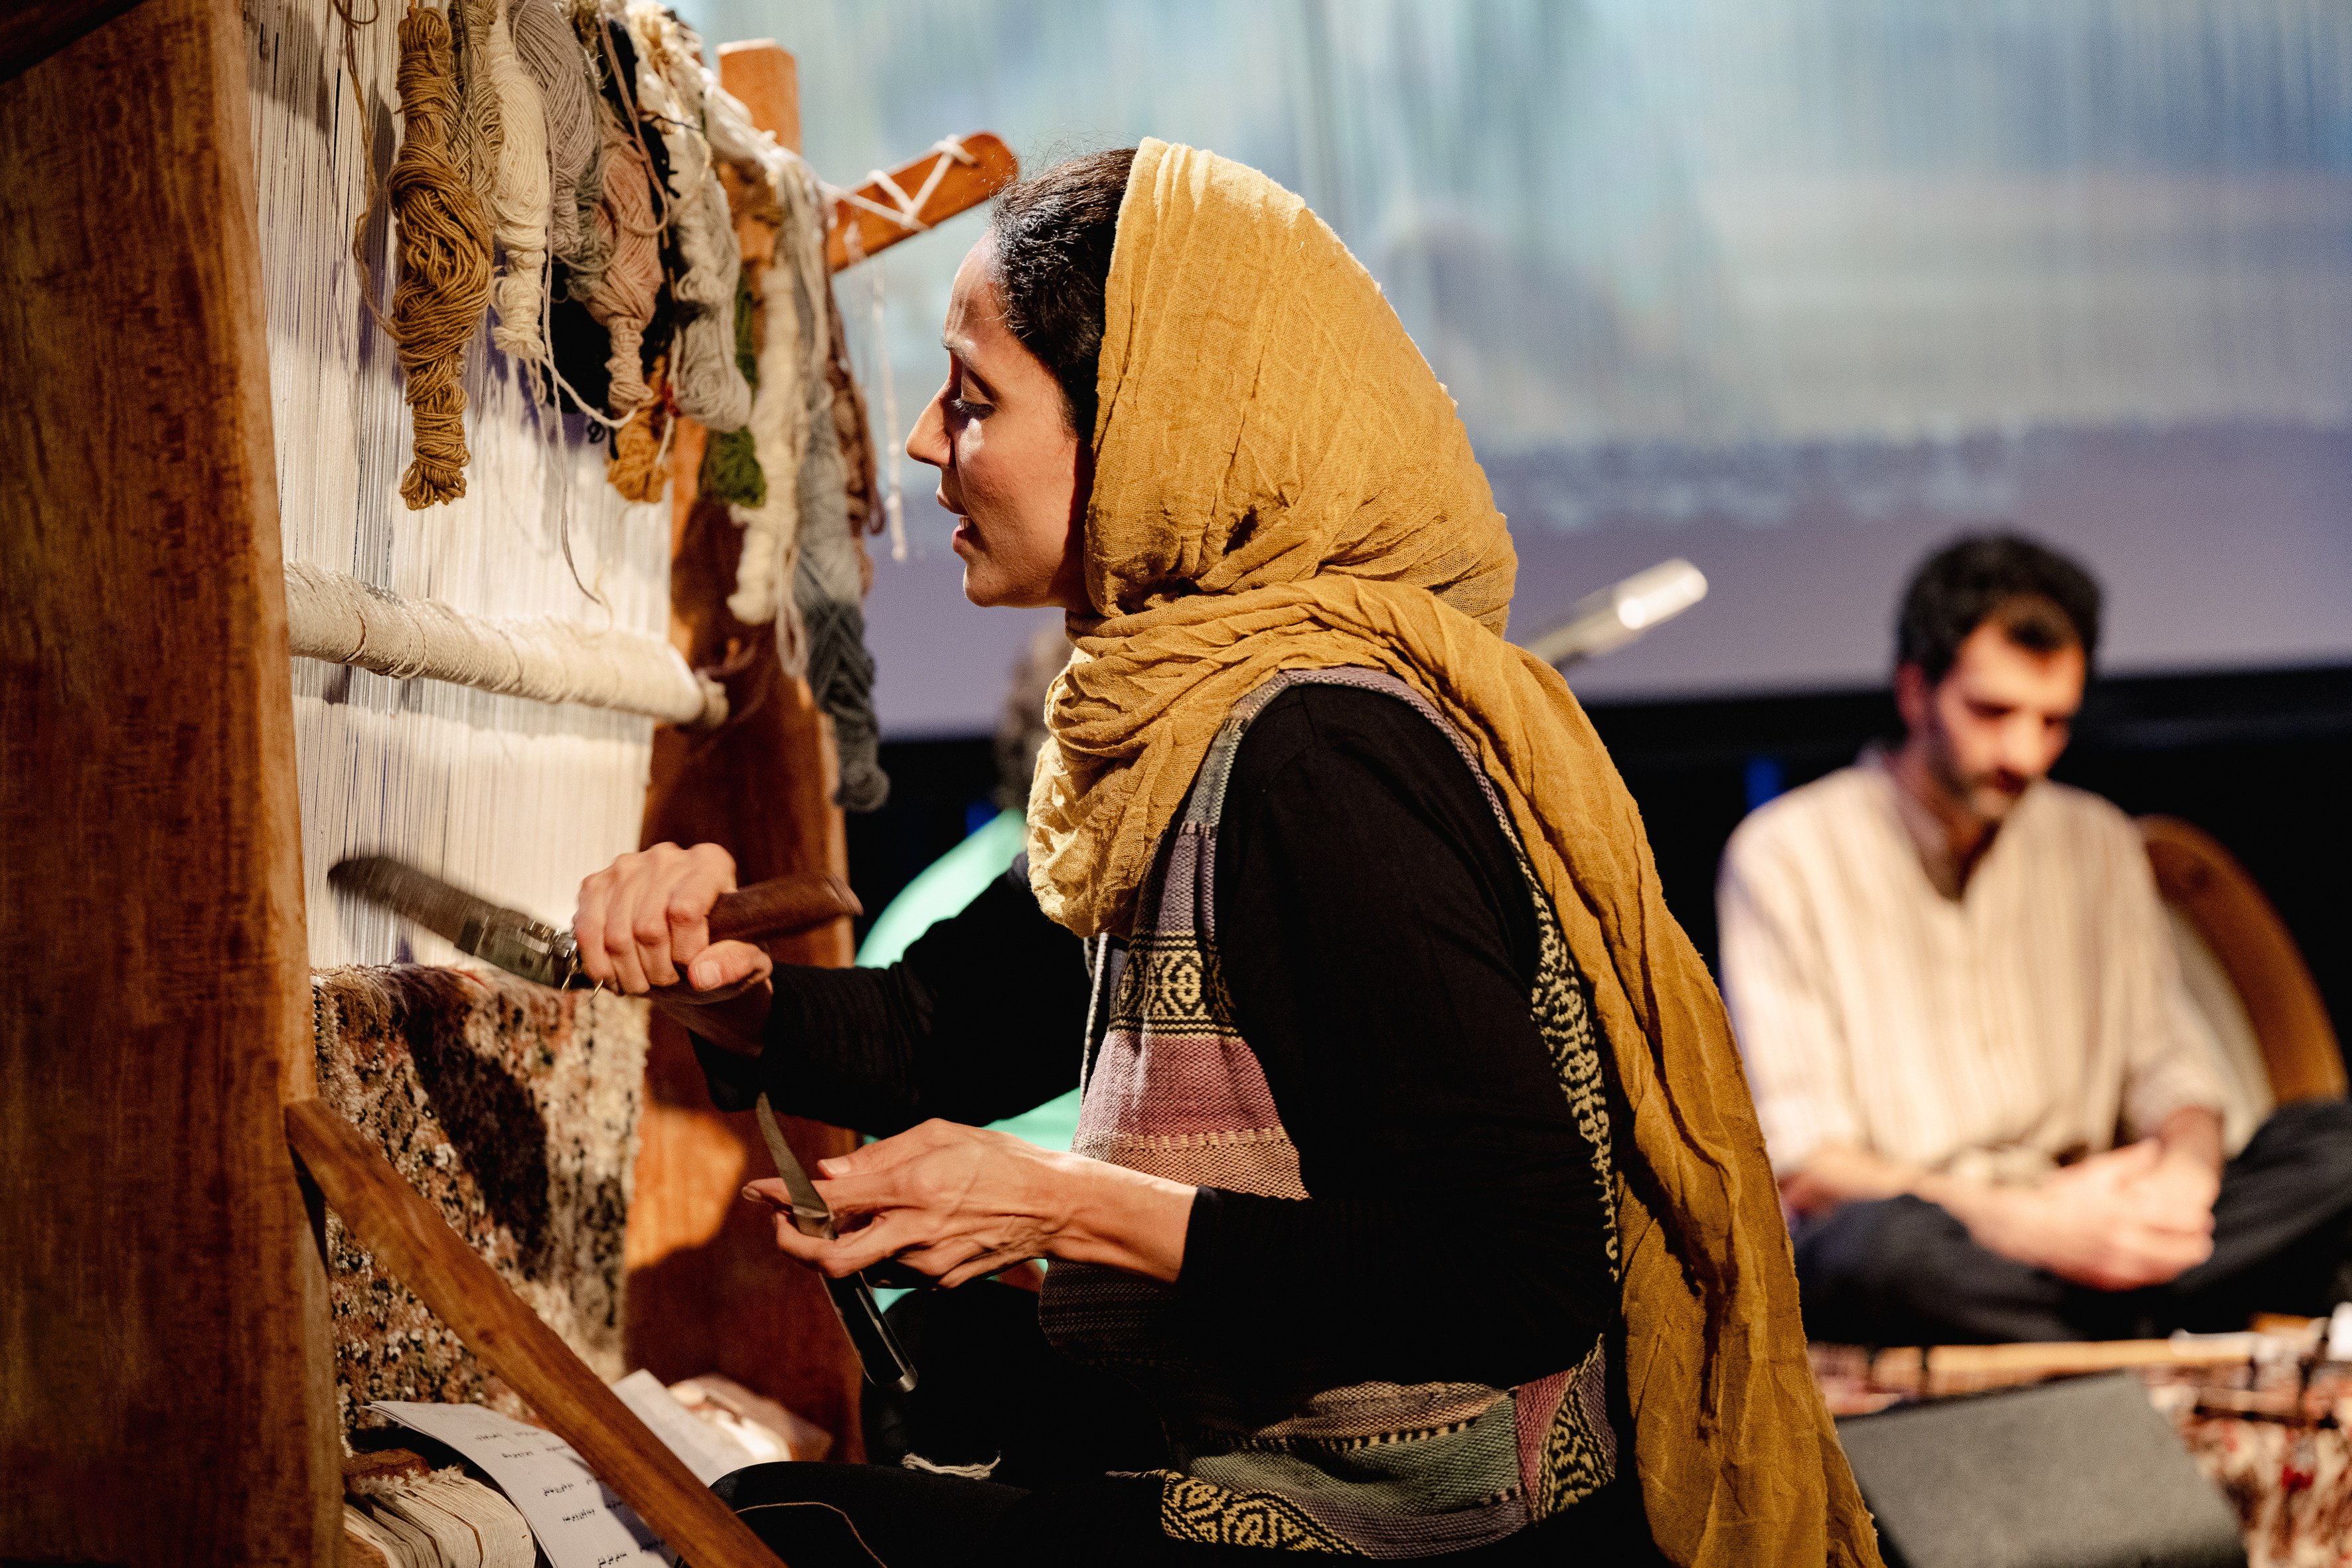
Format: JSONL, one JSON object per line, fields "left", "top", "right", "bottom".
{"left": 1052, "top": 439, "right": 1095, "bottom": 613}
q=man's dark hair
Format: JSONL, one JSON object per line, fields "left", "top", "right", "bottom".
{"left": 1897, "top": 533, "right": 2102, "bottom": 684}
{"left": 987, "top": 148, "right": 1137, "bottom": 439}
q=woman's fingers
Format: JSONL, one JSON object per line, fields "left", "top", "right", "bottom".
{"left": 571, "top": 843, "right": 740, "bottom": 995}
{"left": 763, "top": 1208, "right": 919, "bottom": 1278}
{"left": 684, "top": 938, "right": 772, "bottom": 995}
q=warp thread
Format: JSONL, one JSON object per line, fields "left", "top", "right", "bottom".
{"left": 699, "top": 266, "right": 765, "bottom": 507}
{"left": 605, "top": 354, "right": 674, "bottom": 502}
{"left": 483, "top": 0, "right": 550, "bottom": 363}
{"left": 284, "top": 560, "right": 723, "bottom": 727}
{"left": 448, "top": 0, "right": 506, "bottom": 206}
{"left": 586, "top": 100, "right": 661, "bottom": 416}
{"left": 387, "top": 3, "right": 495, "bottom": 510}
{"left": 507, "top": 0, "right": 599, "bottom": 264}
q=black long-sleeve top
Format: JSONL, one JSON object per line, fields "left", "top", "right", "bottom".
{"left": 699, "top": 683, "right": 1617, "bottom": 1393}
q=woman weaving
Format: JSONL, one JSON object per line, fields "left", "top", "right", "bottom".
{"left": 576, "top": 143, "right": 1873, "bottom": 1566}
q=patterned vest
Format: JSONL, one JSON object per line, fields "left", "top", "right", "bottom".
{"left": 1038, "top": 668, "right": 1622, "bottom": 1557}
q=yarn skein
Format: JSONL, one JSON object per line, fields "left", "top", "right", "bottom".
{"left": 388, "top": 3, "right": 495, "bottom": 509}
{"left": 448, "top": 0, "right": 505, "bottom": 206}
{"left": 700, "top": 266, "right": 765, "bottom": 506}
{"left": 586, "top": 102, "right": 660, "bottom": 416}
{"left": 606, "top": 354, "right": 673, "bottom": 501}
{"left": 484, "top": 0, "right": 550, "bottom": 362}
{"left": 669, "top": 171, "right": 752, "bottom": 430}
{"left": 507, "top": 0, "right": 597, "bottom": 262}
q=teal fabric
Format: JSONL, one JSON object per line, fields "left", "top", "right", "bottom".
{"left": 856, "top": 809, "right": 1083, "bottom": 1158}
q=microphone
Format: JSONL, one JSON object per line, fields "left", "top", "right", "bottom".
{"left": 1524, "top": 558, "right": 1708, "bottom": 669}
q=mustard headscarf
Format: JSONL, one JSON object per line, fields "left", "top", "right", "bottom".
{"left": 1026, "top": 140, "right": 1877, "bottom": 1567}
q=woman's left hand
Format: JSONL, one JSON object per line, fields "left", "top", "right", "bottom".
{"left": 742, "top": 1119, "right": 1194, "bottom": 1288}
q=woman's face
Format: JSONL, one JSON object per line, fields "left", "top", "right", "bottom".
{"left": 905, "top": 236, "right": 1091, "bottom": 612}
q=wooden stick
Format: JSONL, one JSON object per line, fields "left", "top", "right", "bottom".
{"left": 824, "top": 133, "right": 1018, "bottom": 272}
{"left": 1869, "top": 1337, "right": 2260, "bottom": 1397}
{"left": 285, "top": 1099, "right": 788, "bottom": 1568}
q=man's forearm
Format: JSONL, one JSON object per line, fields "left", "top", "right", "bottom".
{"left": 1782, "top": 1142, "right": 2023, "bottom": 1245}
{"left": 1778, "top": 1142, "right": 1928, "bottom": 1216}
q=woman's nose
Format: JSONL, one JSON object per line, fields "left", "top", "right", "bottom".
{"left": 907, "top": 386, "right": 951, "bottom": 469}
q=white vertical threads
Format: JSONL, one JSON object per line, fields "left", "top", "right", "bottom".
{"left": 866, "top": 258, "right": 908, "bottom": 562}
{"left": 248, "top": 0, "right": 668, "bottom": 969}
{"left": 485, "top": 0, "right": 550, "bottom": 364}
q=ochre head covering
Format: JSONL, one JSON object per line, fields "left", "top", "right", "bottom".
{"left": 1028, "top": 139, "right": 1877, "bottom": 1567}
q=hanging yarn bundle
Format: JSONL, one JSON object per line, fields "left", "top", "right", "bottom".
{"left": 585, "top": 100, "right": 661, "bottom": 416}
{"left": 699, "top": 268, "right": 764, "bottom": 507}
{"left": 447, "top": 0, "right": 507, "bottom": 206}
{"left": 386, "top": 1, "right": 495, "bottom": 510}
{"left": 796, "top": 286, "right": 889, "bottom": 809}
{"left": 627, "top": 3, "right": 750, "bottom": 432}
{"left": 726, "top": 150, "right": 830, "bottom": 643}
{"left": 605, "top": 354, "right": 674, "bottom": 502}
{"left": 507, "top": 0, "right": 600, "bottom": 266}
{"left": 483, "top": 0, "right": 551, "bottom": 363}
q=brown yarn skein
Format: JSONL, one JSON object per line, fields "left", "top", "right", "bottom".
{"left": 605, "top": 354, "right": 673, "bottom": 502}
{"left": 388, "top": 4, "right": 495, "bottom": 509}
{"left": 586, "top": 102, "right": 661, "bottom": 417}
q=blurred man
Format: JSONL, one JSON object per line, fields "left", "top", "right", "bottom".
{"left": 1719, "top": 534, "right": 2352, "bottom": 1344}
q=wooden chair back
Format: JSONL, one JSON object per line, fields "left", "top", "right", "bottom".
{"left": 2141, "top": 815, "right": 2346, "bottom": 1105}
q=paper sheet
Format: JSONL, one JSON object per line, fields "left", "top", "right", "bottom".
{"left": 608, "top": 1370, "right": 759, "bottom": 1486}
{"left": 370, "top": 1401, "right": 676, "bottom": 1568}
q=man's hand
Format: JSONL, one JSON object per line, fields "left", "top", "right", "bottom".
{"left": 1946, "top": 1140, "right": 2215, "bottom": 1291}
{"left": 742, "top": 1120, "right": 1194, "bottom": 1289}
{"left": 574, "top": 843, "right": 775, "bottom": 1054}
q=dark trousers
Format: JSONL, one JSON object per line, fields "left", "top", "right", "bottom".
{"left": 711, "top": 1464, "right": 1660, "bottom": 1568}
{"left": 717, "top": 1281, "right": 1662, "bottom": 1565}
{"left": 1795, "top": 1097, "right": 2352, "bottom": 1344}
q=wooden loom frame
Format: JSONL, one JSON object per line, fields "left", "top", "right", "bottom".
{"left": 0, "top": 5, "right": 1008, "bottom": 1562}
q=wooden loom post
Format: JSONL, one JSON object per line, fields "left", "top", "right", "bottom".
{"left": 286, "top": 1103, "right": 787, "bottom": 1568}
{"left": 625, "top": 39, "right": 870, "bottom": 1458}
{"left": 0, "top": 0, "right": 342, "bottom": 1559}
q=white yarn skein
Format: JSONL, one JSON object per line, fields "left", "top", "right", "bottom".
{"left": 507, "top": 0, "right": 599, "bottom": 266}
{"left": 285, "top": 562, "right": 725, "bottom": 728}
{"left": 726, "top": 156, "right": 830, "bottom": 635}
{"left": 485, "top": 0, "right": 552, "bottom": 362}
{"left": 670, "top": 172, "right": 751, "bottom": 431}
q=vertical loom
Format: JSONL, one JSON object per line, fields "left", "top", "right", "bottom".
{"left": 1, "top": 0, "right": 1010, "bottom": 1560}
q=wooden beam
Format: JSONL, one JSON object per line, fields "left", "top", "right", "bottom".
{"left": 625, "top": 37, "right": 868, "bottom": 1460}
{"left": 825, "top": 132, "right": 1018, "bottom": 272}
{"left": 718, "top": 38, "right": 800, "bottom": 155}
{"left": 0, "top": 0, "right": 339, "bottom": 1559}
{"left": 287, "top": 1099, "right": 789, "bottom": 1568}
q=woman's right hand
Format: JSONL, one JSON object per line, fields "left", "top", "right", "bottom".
{"left": 574, "top": 842, "right": 775, "bottom": 1002}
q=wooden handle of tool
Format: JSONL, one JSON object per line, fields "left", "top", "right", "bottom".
{"left": 284, "top": 1099, "right": 789, "bottom": 1568}
{"left": 708, "top": 872, "right": 862, "bottom": 945}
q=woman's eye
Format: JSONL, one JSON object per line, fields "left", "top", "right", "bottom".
{"left": 948, "top": 397, "right": 992, "bottom": 421}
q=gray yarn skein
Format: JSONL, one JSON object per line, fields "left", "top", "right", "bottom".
{"left": 508, "top": 0, "right": 603, "bottom": 272}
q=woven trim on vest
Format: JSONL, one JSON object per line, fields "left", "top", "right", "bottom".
{"left": 1040, "top": 666, "right": 1620, "bottom": 1555}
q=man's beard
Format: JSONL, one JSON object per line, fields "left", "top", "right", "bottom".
{"left": 1924, "top": 724, "right": 2032, "bottom": 826}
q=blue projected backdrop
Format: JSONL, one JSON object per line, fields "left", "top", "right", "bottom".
{"left": 678, "top": 0, "right": 2352, "bottom": 735}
